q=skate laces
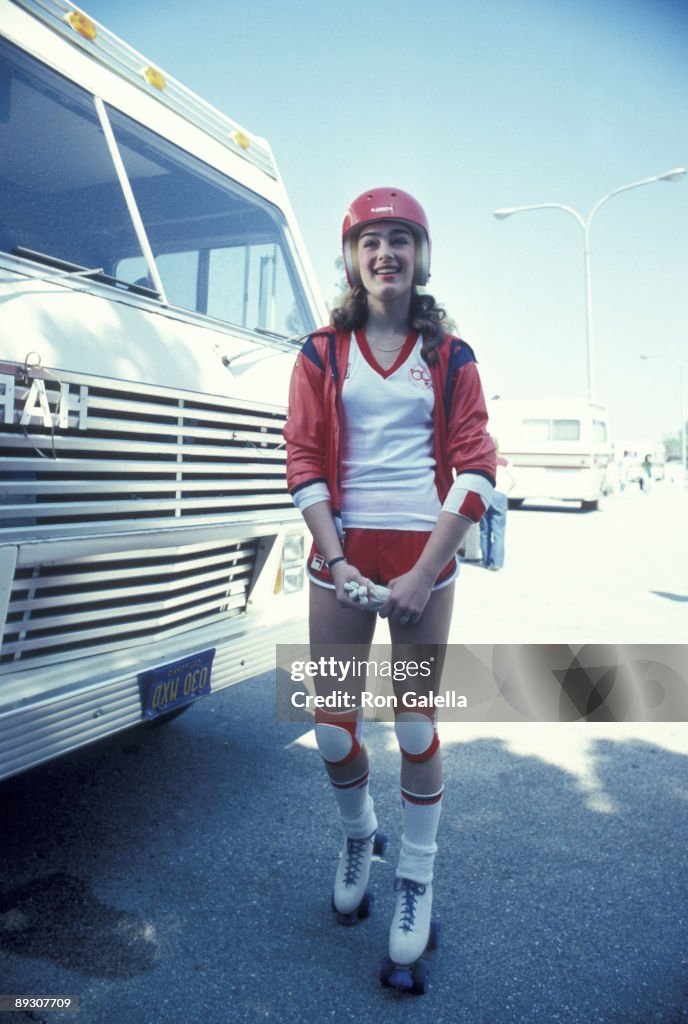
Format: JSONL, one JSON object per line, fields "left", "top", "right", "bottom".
{"left": 394, "top": 878, "right": 427, "bottom": 932}
{"left": 342, "top": 835, "right": 372, "bottom": 886}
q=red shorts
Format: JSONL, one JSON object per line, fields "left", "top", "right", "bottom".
{"left": 307, "top": 528, "right": 458, "bottom": 590}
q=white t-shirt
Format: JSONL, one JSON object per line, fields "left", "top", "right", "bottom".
{"left": 340, "top": 331, "right": 442, "bottom": 531}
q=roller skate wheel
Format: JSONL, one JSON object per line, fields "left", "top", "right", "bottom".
{"left": 332, "top": 889, "right": 373, "bottom": 926}
{"left": 380, "top": 957, "right": 428, "bottom": 994}
{"left": 380, "top": 956, "right": 395, "bottom": 988}
{"left": 373, "top": 831, "right": 388, "bottom": 857}
{"left": 334, "top": 908, "right": 360, "bottom": 926}
{"left": 380, "top": 959, "right": 413, "bottom": 992}
{"left": 411, "top": 959, "right": 429, "bottom": 994}
{"left": 390, "top": 968, "right": 414, "bottom": 992}
{"left": 331, "top": 891, "right": 356, "bottom": 926}
{"left": 357, "top": 889, "right": 373, "bottom": 920}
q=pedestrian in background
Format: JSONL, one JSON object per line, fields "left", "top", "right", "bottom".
{"left": 480, "top": 436, "right": 515, "bottom": 571}
{"left": 458, "top": 520, "right": 483, "bottom": 562}
{"left": 640, "top": 453, "right": 653, "bottom": 493}
{"left": 284, "top": 187, "right": 496, "bottom": 988}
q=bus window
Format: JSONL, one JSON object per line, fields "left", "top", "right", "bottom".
{"left": 522, "top": 419, "right": 550, "bottom": 441}
{"left": 552, "top": 419, "right": 580, "bottom": 441}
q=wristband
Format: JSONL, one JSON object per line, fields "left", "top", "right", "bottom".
{"left": 442, "top": 472, "right": 494, "bottom": 522}
{"left": 327, "top": 556, "right": 346, "bottom": 570}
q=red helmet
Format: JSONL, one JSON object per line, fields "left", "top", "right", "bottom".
{"left": 342, "top": 187, "right": 431, "bottom": 288}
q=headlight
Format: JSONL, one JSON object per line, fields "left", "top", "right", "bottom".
{"left": 274, "top": 532, "right": 306, "bottom": 594}
{"left": 282, "top": 532, "right": 304, "bottom": 565}
{"left": 281, "top": 566, "right": 305, "bottom": 594}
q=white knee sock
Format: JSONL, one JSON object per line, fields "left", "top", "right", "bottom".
{"left": 330, "top": 771, "right": 377, "bottom": 839}
{"left": 396, "top": 787, "right": 443, "bottom": 884}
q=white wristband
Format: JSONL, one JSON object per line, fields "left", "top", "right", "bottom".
{"left": 442, "top": 472, "right": 494, "bottom": 521}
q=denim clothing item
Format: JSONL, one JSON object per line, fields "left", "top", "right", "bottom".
{"left": 479, "top": 490, "right": 509, "bottom": 569}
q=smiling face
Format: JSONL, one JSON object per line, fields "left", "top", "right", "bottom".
{"left": 356, "top": 220, "right": 416, "bottom": 303}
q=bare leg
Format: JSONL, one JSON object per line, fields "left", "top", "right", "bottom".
{"left": 309, "top": 583, "right": 376, "bottom": 788}
{"left": 390, "top": 583, "right": 454, "bottom": 797}
{"left": 308, "top": 584, "right": 382, "bottom": 918}
{"left": 388, "top": 583, "right": 454, "bottom": 908}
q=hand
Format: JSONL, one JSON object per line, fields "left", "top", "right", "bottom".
{"left": 344, "top": 581, "right": 391, "bottom": 611}
{"left": 330, "top": 560, "right": 376, "bottom": 611}
{"left": 378, "top": 567, "right": 435, "bottom": 626}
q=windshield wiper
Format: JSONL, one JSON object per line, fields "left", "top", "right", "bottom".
{"left": 253, "top": 326, "right": 307, "bottom": 347}
{"left": 253, "top": 326, "right": 289, "bottom": 340}
{"left": 12, "top": 247, "right": 161, "bottom": 298}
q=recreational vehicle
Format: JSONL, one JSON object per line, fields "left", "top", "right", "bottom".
{"left": 487, "top": 397, "right": 612, "bottom": 510}
{"left": 0, "top": 0, "right": 325, "bottom": 778}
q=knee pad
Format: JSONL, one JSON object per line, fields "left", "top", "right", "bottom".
{"left": 394, "top": 710, "right": 440, "bottom": 763}
{"left": 314, "top": 708, "right": 363, "bottom": 766}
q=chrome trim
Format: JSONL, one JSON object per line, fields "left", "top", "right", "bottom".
{"left": 0, "top": 616, "right": 308, "bottom": 780}
{"left": 1, "top": 363, "right": 292, "bottom": 540}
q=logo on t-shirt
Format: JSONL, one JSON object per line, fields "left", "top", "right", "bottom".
{"left": 408, "top": 364, "right": 432, "bottom": 389}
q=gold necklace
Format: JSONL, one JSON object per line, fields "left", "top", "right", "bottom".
{"left": 367, "top": 337, "right": 406, "bottom": 352}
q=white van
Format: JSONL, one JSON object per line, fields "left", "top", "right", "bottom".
{"left": 487, "top": 397, "right": 612, "bottom": 510}
{"left": 0, "top": 1, "right": 326, "bottom": 778}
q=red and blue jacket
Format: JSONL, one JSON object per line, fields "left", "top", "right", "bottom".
{"left": 284, "top": 328, "right": 496, "bottom": 521}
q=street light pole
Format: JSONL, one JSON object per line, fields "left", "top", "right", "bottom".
{"left": 640, "top": 354, "right": 686, "bottom": 485}
{"left": 494, "top": 168, "right": 686, "bottom": 403}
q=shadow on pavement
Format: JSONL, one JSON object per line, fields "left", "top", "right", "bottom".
{"left": 0, "top": 679, "right": 685, "bottom": 1024}
{"left": 0, "top": 872, "right": 158, "bottom": 979}
{"left": 432, "top": 731, "right": 687, "bottom": 1024}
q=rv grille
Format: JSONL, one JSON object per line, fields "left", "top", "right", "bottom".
{"left": 2, "top": 536, "right": 258, "bottom": 665}
{"left": 1, "top": 368, "right": 295, "bottom": 665}
{"left": 0, "top": 367, "right": 292, "bottom": 537}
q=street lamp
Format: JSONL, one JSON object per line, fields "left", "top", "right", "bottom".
{"left": 494, "top": 168, "right": 686, "bottom": 402}
{"left": 640, "top": 354, "right": 686, "bottom": 485}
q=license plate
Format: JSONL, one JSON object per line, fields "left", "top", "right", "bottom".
{"left": 138, "top": 649, "right": 215, "bottom": 719}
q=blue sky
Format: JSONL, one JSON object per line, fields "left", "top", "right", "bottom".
{"left": 85, "top": 0, "right": 687, "bottom": 443}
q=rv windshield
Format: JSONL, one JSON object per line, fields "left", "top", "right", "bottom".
{"left": 0, "top": 36, "right": 146, "bottom": 274}
{"left": 0, "top": 35, "right": 312, "bottom": 338}
{"left": 106, "top": 106, "right": 310, "bottom": 337}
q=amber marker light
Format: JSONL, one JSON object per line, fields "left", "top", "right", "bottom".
{"left": 142, "top": 66, "right": 167, "bottom": 90}
{"left": 234, "top": 131, "right": 250, "bottom": 150}
{"left": 66, "top": 10, "right": 97, "bottom": 40}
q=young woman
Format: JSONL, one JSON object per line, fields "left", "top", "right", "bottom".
{"left": 284, "top": 187, "right": 496, "bottom": 985}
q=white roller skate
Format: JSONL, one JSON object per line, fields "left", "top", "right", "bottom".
{"left": 332, "top": 830, "right": 388, "bottom": 926}
{"left": 380, "top": 878, "right": 440, "bottom": 994}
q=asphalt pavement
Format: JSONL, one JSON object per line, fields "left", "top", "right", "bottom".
{"left": 1, "top": 481, "right": 687, "bottom": 1023}
{"left": 1, "top": 674, "right": 687, "bottom": 1024}
{"left": 447, "top": 480, "right": 688, "bottom": 644}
